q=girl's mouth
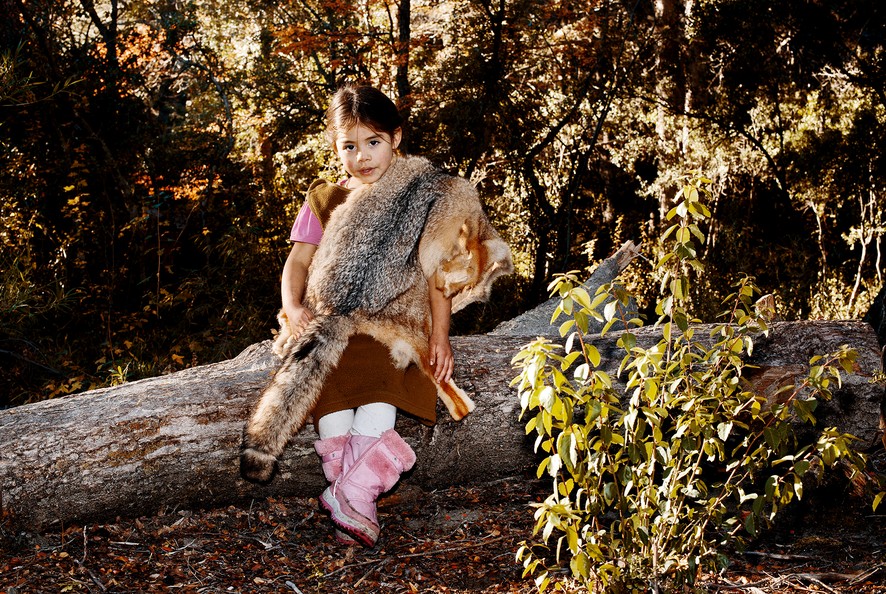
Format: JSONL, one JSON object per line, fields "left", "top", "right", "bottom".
{"left": 359, "top": 168, "right": 374, "bottom": 176}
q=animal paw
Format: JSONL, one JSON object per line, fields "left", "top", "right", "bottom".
{"left": 239, "top": 447, "right": 279, "bottom": 484}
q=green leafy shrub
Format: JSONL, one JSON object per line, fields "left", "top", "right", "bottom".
{"left": 513, "top": 174, "right": 879, "bottom": 592}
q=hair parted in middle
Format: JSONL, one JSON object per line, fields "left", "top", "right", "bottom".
{"left": 325, "top": 84, "right": 405, "bottom": 147}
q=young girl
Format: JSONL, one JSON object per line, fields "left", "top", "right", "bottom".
{"left": 284, "top": 85, "right": 451, "bottom": 545}
{"left": 241, "top": 83, "right": 513, "bottom": 547}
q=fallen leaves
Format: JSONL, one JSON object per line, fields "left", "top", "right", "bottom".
{"left": 0, "top": 475, "right": 883, "bottom": 593}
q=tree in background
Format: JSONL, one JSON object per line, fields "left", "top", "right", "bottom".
{"left": 1, "top": 0, "right": 884, "bottom": 405}
{"left": 1, "top": 0, "right": 284, "bottom": 404}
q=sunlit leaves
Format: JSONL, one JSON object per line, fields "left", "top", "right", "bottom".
{"left": 513, "top": 176, "right": 876, "bottom": 593}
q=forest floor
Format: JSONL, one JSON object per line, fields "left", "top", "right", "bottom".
{"left": 1, "top": 463, "right": 884, "bottom": 594}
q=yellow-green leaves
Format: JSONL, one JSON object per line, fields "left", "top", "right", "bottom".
{"left": 512, "top": 171, "right": 878, "bottom": 594}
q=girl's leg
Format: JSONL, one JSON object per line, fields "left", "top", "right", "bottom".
{"left": 321, "top": 402, "right": 414, "bottom": 546}
{"left": 351, "top": 402, "right": 397, "bottom": 437}
{"left": 315, "top": 409, "right": 359, "bottom": 544}
{"left": 315, "top": 410, "right": 355, "bottom": 484}
{"left": 317, "top": 408, "right": 356, "bottom": 439}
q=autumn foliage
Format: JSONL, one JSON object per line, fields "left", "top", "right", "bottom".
{"left": 1, "top": 0, "right": 885, "bottom": 407}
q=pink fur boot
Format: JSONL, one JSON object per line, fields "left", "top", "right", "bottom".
{"left": 319, "top": 429, "right": 416, "bottom": 546}
{"left": 313, "top": 434, "right": 357, "bottom": 545}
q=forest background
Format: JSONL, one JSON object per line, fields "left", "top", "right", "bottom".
{"left": 1, "top": 0, "right": 884, "bottom": 408}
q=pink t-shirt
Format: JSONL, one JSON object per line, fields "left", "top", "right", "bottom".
{"left": 289, "top": 203, "right": 323, "bottom": 245}
{"left": 289, "top": 180, "right": 349, "bottom": 244}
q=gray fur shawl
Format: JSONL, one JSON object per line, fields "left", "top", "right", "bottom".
{"left": 308, "top": 156, "right": 449, "bottom": 316}
{"left": 240, "top": 155, "right": 513, "bottom": 484}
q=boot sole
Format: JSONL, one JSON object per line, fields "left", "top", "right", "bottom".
{"left": 320, "top": 487, "right": 379, "bottom": 547}
{"left": 334, "top": 529, "right": 358, "bottom": 545}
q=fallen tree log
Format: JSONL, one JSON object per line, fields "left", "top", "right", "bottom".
{"left": 0, "top": 318, "right": 882, "bottom": 531}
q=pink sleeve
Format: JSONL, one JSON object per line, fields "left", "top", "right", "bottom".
{"left": 289, "top": 203, "right": 323, "bottom": 245}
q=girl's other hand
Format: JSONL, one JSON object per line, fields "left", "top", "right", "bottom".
{"left": 429, "top": 333, "right": 454, "bottom": 383}
{"left": 285, "top": 304, "right": 315, "bottom": 339}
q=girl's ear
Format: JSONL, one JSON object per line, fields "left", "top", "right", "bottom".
{"left": 392, "top": 127, "right": 403, "bottom": 150}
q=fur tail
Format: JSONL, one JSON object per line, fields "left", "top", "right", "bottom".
{"left": 415, "top": 357, "right": 476, "bottom": 421}
{"left": 240, "top": 315, "right": 353, "bottom": 484}
{"left": 437, "top": 378, "right": 476, "bottom": 421}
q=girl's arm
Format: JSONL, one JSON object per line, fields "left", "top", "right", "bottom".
{"left": 282, "top": 241, "right": 318, "bottom": 339}
{"left": 428, "top": 280, "right": 454, "bottom": 382}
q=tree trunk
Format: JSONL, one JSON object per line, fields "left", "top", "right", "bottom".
{"left": 396, "top": 0, "right": 412, "bottom": 142}
{"left": 1, "top": 316, "right": 882, "bottom": 531}
{"left": 863, "top": 282, "right": 886, "bottom": 347}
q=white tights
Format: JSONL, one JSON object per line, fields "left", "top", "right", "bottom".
{"left": 317, "top": 402, "right": 397, "bottom": 439}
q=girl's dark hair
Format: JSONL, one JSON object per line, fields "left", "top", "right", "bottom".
{"left": 325, "top": 84, "right": 404, "bottom": 146}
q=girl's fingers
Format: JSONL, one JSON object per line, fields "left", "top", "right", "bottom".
{"left": 434, "top": 354, "right": 453, "bottom": 383}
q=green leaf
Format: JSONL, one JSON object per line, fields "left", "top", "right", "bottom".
{"left": 617, "top": 332, "right": 637, "bottom": 351}
{"left": 562, "top": 351, "right": 581, "bottom": 370}
{"left": 603, "top": 300, "right": 618, "bottom": 322}
{"left": 591, "top": 291, "right": 610, "bottom": 310}
{"left": 575, "top": 310, "right": 590, "bottom": 335}
{"left": 536, "top": 457, "right": 550, "bottom": 478}
{"left": 794, "top": 459, "right": 810, "bottom": 476}
{"left": 572, "top": 287, "right": 592, "bottom": 310}
{"left": 570, "top": 551, "right": 590, "bottom": 578}
{"left": 586, "top": 400, "right": 602, "bottom": 423}
{"left": 792, "top": 398, "right": 818, "bottom": 425}
{"left": 765, "top": 475, "right": 778, "bottom": 499}
{"left": 586, "top": 344, "right": 601, "bottom": 367}
{"left": 603, "top": 482, "right": 617, "bottom": 505}
{"left": 538, "top": 386, "right": 555, "bottom": 411}
{"left": 559, "top": 319, "right": 576, "bottom": 338}
{"left": 744, "top": 511, "right": 757, "bottom": 537}
{"left": 717, "top": 421, "right": 733, "bottom": 442}
{"left": 562, "top": 296, "right": 574, "bottom": 315}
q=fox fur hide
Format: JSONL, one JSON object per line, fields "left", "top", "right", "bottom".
{"left": 240, "top": 155, "right": 514, "bottom": 483}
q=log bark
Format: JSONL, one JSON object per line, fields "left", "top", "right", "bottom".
{"left": 490, "top": 240, "right": 641, "bottom": 336}
{"left": 0, "top": 318, "right": 882, "bottom": 531}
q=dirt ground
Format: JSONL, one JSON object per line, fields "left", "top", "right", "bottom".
{"left": 1, "top": 466, "right": 884, "bottom": 594}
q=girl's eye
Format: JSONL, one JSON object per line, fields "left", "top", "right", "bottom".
{"left": 369, "top": 140, "right": 380, "bottom": 147}
{"left": 343, "top": 144, "right": 355, "bottom": 151}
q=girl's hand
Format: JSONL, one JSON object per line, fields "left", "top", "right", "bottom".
{"left": 281, "top": 241, "right": 318, "bottom": 340}
{"left": 429, "top": 332, "right": 454, "bottom": 383}
{"left": 285, "top": 304, "right": 315, "bottom": 339}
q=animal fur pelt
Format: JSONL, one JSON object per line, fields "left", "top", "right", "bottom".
{"left": 240, "top": 155, "right": 514, "bottom": 483}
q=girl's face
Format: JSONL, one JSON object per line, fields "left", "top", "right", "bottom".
{"left": 334, "top": 123, "right": 402, "bottom": 188}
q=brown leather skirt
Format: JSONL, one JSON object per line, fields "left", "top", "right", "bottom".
{"left": 311, "top": 334, "right": 437, "bottom": 426}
